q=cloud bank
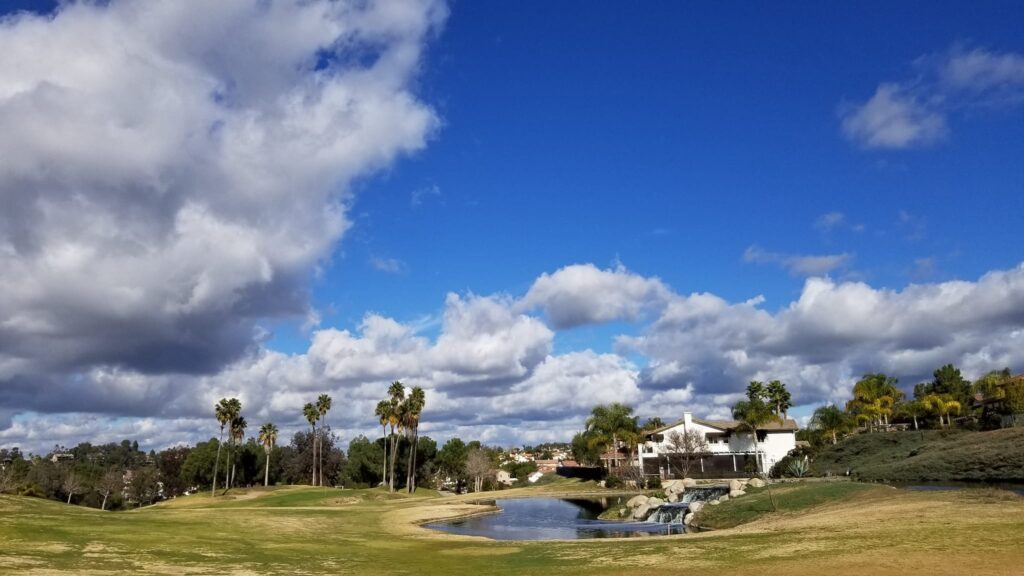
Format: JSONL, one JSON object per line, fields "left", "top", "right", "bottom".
{"left": 6, "top": 260, "right": 1024, "bottom": 452}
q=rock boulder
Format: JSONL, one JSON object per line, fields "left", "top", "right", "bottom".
{"left": 749, "top": 478, "right": 766, "bottom": 488}
{"left": 728, "top": 479, "right": 742, "bottom": 491}
{"left": 688, "top": 501, "right": 704, "bottom": 514}
{"left": 633, "top": 503, "right": 650, "bottom": 520}
{"left": 626, "top": 495, "right": 649, "bottom": 508}
{"left": 729, "top": 489, "right": 746, "bottom": 498}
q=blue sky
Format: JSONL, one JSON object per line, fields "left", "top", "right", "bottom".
{"left": 283, "top": 1, "right": 1024, "bottom": 351}
{"left": 1, "top": 1, "right": 1022, "bottom": 451}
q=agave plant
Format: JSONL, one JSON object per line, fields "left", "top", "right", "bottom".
{"left": 787, "top": 458, "right": 809, "bottom": 478}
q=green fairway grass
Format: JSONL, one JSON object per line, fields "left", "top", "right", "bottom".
{"left": 2, "top": 479, "right": 1023, "bottom": 575}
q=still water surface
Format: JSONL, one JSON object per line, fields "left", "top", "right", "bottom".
{"left": 425, "top": 497, "right": 688, "bottom": 540}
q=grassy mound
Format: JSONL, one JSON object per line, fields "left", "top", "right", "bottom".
{"left": 810, "top": 427, "right": 1024, "bottom": 482}
{"left": 695, "top": 482, "right": 877, "bottom": 529}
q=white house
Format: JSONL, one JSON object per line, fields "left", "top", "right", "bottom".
{"left": 638, "top": 412, "right": 797, "bottom": 477}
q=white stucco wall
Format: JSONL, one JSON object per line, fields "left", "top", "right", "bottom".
{"left": 638, "top": 413, "right": 796, "bottom": 473}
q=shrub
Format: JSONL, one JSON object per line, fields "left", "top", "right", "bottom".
{"left": 787, "top": 459, "right": 809, "bottom": 478}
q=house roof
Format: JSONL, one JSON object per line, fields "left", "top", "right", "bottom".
{"left": 647, "top": 416, "right": 798, "bottom": 435}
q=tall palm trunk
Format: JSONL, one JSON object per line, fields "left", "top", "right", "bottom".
{"left": 381, "top": 425, "right": 388, "bottom": 486}
{"left": 212, "top": 428, "right": 224, "bottom": 497}
{"left": 409, "top": 426, "right": 420, "bottom": 493}
{"left": 317, "top": 418, "right": 322, "bottom": 487}
{"left": 223, "top": 442, "right": 231, "bottom": 492}
{"left": 264, "top": 450, "right": 270, "bottom": 487}
{"left": 388, "top": 427, "right": 398, "bottom": 492}
{"left": 101, "top": 492, "right": 109, "bottom": 511}
{"left": 912, "top": 415, "right": 919, "bottom": 430}
{"left": 311, "top": 423, "right": 317, "bottom": 486}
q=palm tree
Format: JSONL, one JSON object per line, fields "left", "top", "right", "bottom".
{"left": 810, "top": 404, "right": 850, "bottom": 444}
{"left": 746, "top": 380, "right": 766, "bottom": 401}
{"left": 923, "top": 394, "right": 961, "bottom": 428}
{"left": 258, "top": 422, "right": 279, "bottom": 487}
{"left": 897, "top": 400, "right": 927, "bottom": 430}
{"left": 585, "top": 403, "right": 640, "bottom": 472}
{"left": 732, "top": 397, "right": 780, "bottom": 511}
{"left": 387, "top": 382, "right": 406, "bottom": 492}
{"left": 766, "top": 380, "right": 793, "bottom": 420}
{"left": 220, "top": 398, "right": 242, "bottom": 491}
{"left": 316, "top": 394, "right": 332, "bottom": 487}
{"left": 847, "top": 374, "right": 903, "bottom": 430}
{"left": 303, "top": 402, "right": 319, "bottom": 485}
{"left": 212, "top": 398, "right": 232, "bottom": 497}
{"left": 404, "top": 387, "right": 426, "bottom": 493}
{"left": 732, "top": 397, "right": 778, "bottom": 474}
{"left": 374, "top": 400, "right": 391, "bottom": 487}
{"left": 229, "top": 416, "right": 247, "bottom": 489}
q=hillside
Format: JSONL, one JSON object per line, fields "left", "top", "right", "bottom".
{"left": 810, "top": 428, "right": 1024, "bottom": 483}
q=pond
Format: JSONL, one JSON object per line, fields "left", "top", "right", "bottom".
{"left": 424, "top": 497, "right": 690, "bottom": 540}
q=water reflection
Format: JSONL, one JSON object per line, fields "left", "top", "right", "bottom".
{"left": 424, "top": 497, "right": 689, "bottom": 540}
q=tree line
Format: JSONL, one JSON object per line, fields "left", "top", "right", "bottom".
{"left": 0, "top": 380, "right": 533, "bottom": 507}
{"left": 809, "top": 365, "right": 1023, "bottom": 445}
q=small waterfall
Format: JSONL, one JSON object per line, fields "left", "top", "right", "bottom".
{"left": 679, "top": 486, "right": 728, "bottom": 504}
{"left": 645, "top": 503, "right": 688, "bottom": 524}
{"left": 644, "top": 486, "right": 729, "bottom": 524}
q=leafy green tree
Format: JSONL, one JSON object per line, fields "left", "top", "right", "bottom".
{"left": 1006, "top": 378, "right": 1024, "bottom": 414}
{"left": 128, "top": 466, "right": 159, "bottom": 507}
{"left": 930, "top": 364, "right": 973, "bottom": 407}
{"left": 810, "top": 404, "right": 850, "bottom": 444}
{"left": 345, "top": 435, "right": 384, "bottom": 487}
{"left": 156, "top": 445, "right": 191, "bottom": 497}
{"left": 571, "top": 431, "right": 601, "bottom": 466}
{"left": 258, "top": 423, "right": 279, "bottom": 487}
{"left": 182, "top": 438, "right": 220, "bottom": 491}
{"left": 584, "top": 403, "right": 640, "bottom": 471}
{"left": 973, "top": 368, "right": 1012, "bottom": 399}
{"left": 437, "top": 437, "right": 468, "bottom": 490}
{"left": 642, "top": 417, "right": 665, "bottom": 431}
